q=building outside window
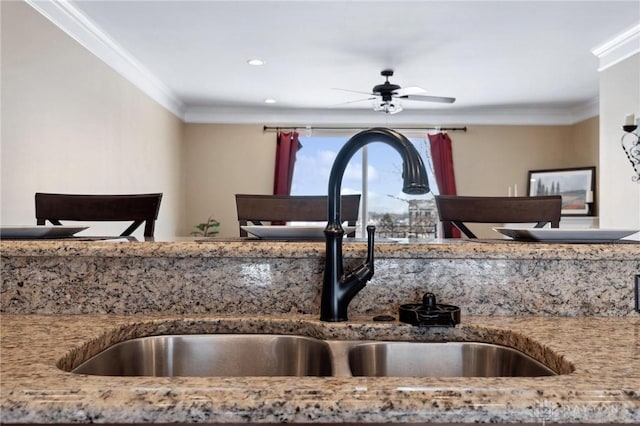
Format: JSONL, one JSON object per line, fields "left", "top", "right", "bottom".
{"left": 291, "top": 134, "right": 440, "bottom": 238}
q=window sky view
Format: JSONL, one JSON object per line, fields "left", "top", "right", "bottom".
{"left": 291, "top": 136, "right": 439, "bottom": 215}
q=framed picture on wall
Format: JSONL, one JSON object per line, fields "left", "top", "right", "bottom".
{"left": 527, "top": 167, "right": 596, "bottom": 216}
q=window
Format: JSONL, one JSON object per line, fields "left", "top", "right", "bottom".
{"left": 291, "top": 134, "right": 440, "bottom": 238}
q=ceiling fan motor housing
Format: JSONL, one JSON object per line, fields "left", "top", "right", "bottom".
{"left": 372, "top": 82, "right": 401, "bottom": 101}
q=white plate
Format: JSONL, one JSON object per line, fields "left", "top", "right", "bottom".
{"left": 493, "top": 227, "right": 639, "bottom": 242}
{"left": 0, "top": 226, "right": 89, "bottom": 239}
{"left": 242, "top": 225, "right": 355, "bottom": 240}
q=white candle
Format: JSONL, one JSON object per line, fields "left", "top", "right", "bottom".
{"left": 514, "top": 184, "right": 518, "bottom": 197}
{"left": 625, "top": 113, "right": 635, "bottom": 126}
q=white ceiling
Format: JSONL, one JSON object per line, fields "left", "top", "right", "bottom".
{"left": 31, "top": 0, "right": 640, "bottom": 125}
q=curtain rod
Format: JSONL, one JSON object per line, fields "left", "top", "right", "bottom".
{"left": 263, "top": 125, "right": 467, "bottom": 133}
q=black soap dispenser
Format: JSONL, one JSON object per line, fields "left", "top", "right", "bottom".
{"left": 399, "top": 292, "right": 461, "bottom": 327}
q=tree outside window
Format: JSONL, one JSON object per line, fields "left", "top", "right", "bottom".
{"left": 291, "top": 135, "right": 440, "bottom": 238}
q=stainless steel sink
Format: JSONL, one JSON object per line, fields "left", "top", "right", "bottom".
{"left": 72, "top": 334, "right": 333, "bottom": 377}
{"left": 70, "top": 334, "right": 558, "bottom": 378}
{"left": 347, "top": 341, "right": 556, "bottom": 377}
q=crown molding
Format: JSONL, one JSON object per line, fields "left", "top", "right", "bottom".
{"left": 569, "top": 97, "right": 600, "bottom": 123}
{"left": 184, "top": 102, "right": 598, "bottom": 126}
{"left": 25, "top": 0, "right": 186, "bottom": 118}
{"left": 592, "top": 24, "right": 640, "bottom": 72}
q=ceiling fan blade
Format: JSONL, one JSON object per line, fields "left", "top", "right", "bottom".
{"left": 394, "top": 86, "right": 426, "bottom": 96}
{"left": 327, "top": 97, "right": 376, "bottom": 107}
{"left": 399, "top": 94, "right": 456, "bottom": 104}
{"left": 332, "top": 88, "right": 374, "bottom": 96}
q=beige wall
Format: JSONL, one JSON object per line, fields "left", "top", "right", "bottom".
{"left": 599, "top": 53, "right": 640, "bottom": 229}
{"left": 183, "top": 124, "right": 274, "bottom": 237}
{"left": 448, "top": 121, "right": 598, "bottom": 197}
{"left": 184, "top": 120, "right": 599, "bottom": 237}
{"left": 1, "top": 1, "right": 186, "bottom": 238}
{"left": 569, "top": 116, "right": 600, "bottom": 169}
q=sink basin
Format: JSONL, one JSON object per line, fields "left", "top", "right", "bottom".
{"left": 347, "top": 341, "right": 556, "bottom": 377}
{"left": 70, "top": 334, "right": 558, "bottom": 378}
{"left": 72, "top": 334, "right": 333, "bottom": 377}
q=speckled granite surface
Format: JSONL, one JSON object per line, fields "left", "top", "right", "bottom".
{"left": 2, "top": 239, "right": 639, "bottom": 316}
{"left": 1, "top": 314, "right": 639, "bottom": 423}
{"left": 1, "top": 239, "right": 639, "bottom": 423}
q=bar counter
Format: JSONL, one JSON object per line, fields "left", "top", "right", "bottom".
{"left": 1, "top": 238, "right": 639, "bottom": 423}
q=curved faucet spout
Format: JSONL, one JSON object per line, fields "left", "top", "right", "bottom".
{"left": 321, "top": 127, "right": 430, "bottom": 322}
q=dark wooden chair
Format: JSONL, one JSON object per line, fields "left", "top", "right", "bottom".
{"left": 434, "top": 195, "right": 562, "bottom": 238}
{"left": 235, "top": 194, "right": 361, "bottom": 237}
{"left": 35, "top": 193, "right": 163, "bottom": 238}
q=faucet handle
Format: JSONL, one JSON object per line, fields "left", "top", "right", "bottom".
{"left": 350, "top": 225, "right": 375, "bottom": 282}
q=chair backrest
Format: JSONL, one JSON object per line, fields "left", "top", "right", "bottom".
{"left": 35, "top": 193, "right": 163, "bottom": 237}
{"left": 434, "top": 195, "right": 562, "bottom": 238}
{"left": 235, "top": 194, "right": 361, "bottom": 237}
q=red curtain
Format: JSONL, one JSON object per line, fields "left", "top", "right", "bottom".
{"left": 273, "top": 131, "right": 302, "bottom": 195}
{"left": 428, "top": 132, "right": 460, "bottom": 238}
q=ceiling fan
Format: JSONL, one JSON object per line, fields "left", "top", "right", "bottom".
{"left": 334, "top": 69, "right": 456, "bottom": 114}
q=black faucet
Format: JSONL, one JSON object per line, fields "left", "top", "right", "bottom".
{"left": 320, "top": 127, "right": 430, "bottom": 322}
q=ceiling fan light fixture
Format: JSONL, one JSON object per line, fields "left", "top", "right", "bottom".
{"left": 373, "top": 99, "right": 403, "bottom": 114}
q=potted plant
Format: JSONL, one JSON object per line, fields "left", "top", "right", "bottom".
{"left": 191, "top": 216, "right": 220, "bottom": 237}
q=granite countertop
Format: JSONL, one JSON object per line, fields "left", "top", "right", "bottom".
{"left": 1, "top": 314, "right": 639, "bottom": 424}
{"left": 2, "top": 237, "right": 639, "bottom": 260}
{"left": 3, "top": 239, "right": 639, "bottom": 318}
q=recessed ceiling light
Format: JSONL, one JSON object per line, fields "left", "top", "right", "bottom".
{"left": 247, "top": 59, "right": 265, "bottom": 66}
{"left": 264, "top": 98, "right": 277, "bottom": 104}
